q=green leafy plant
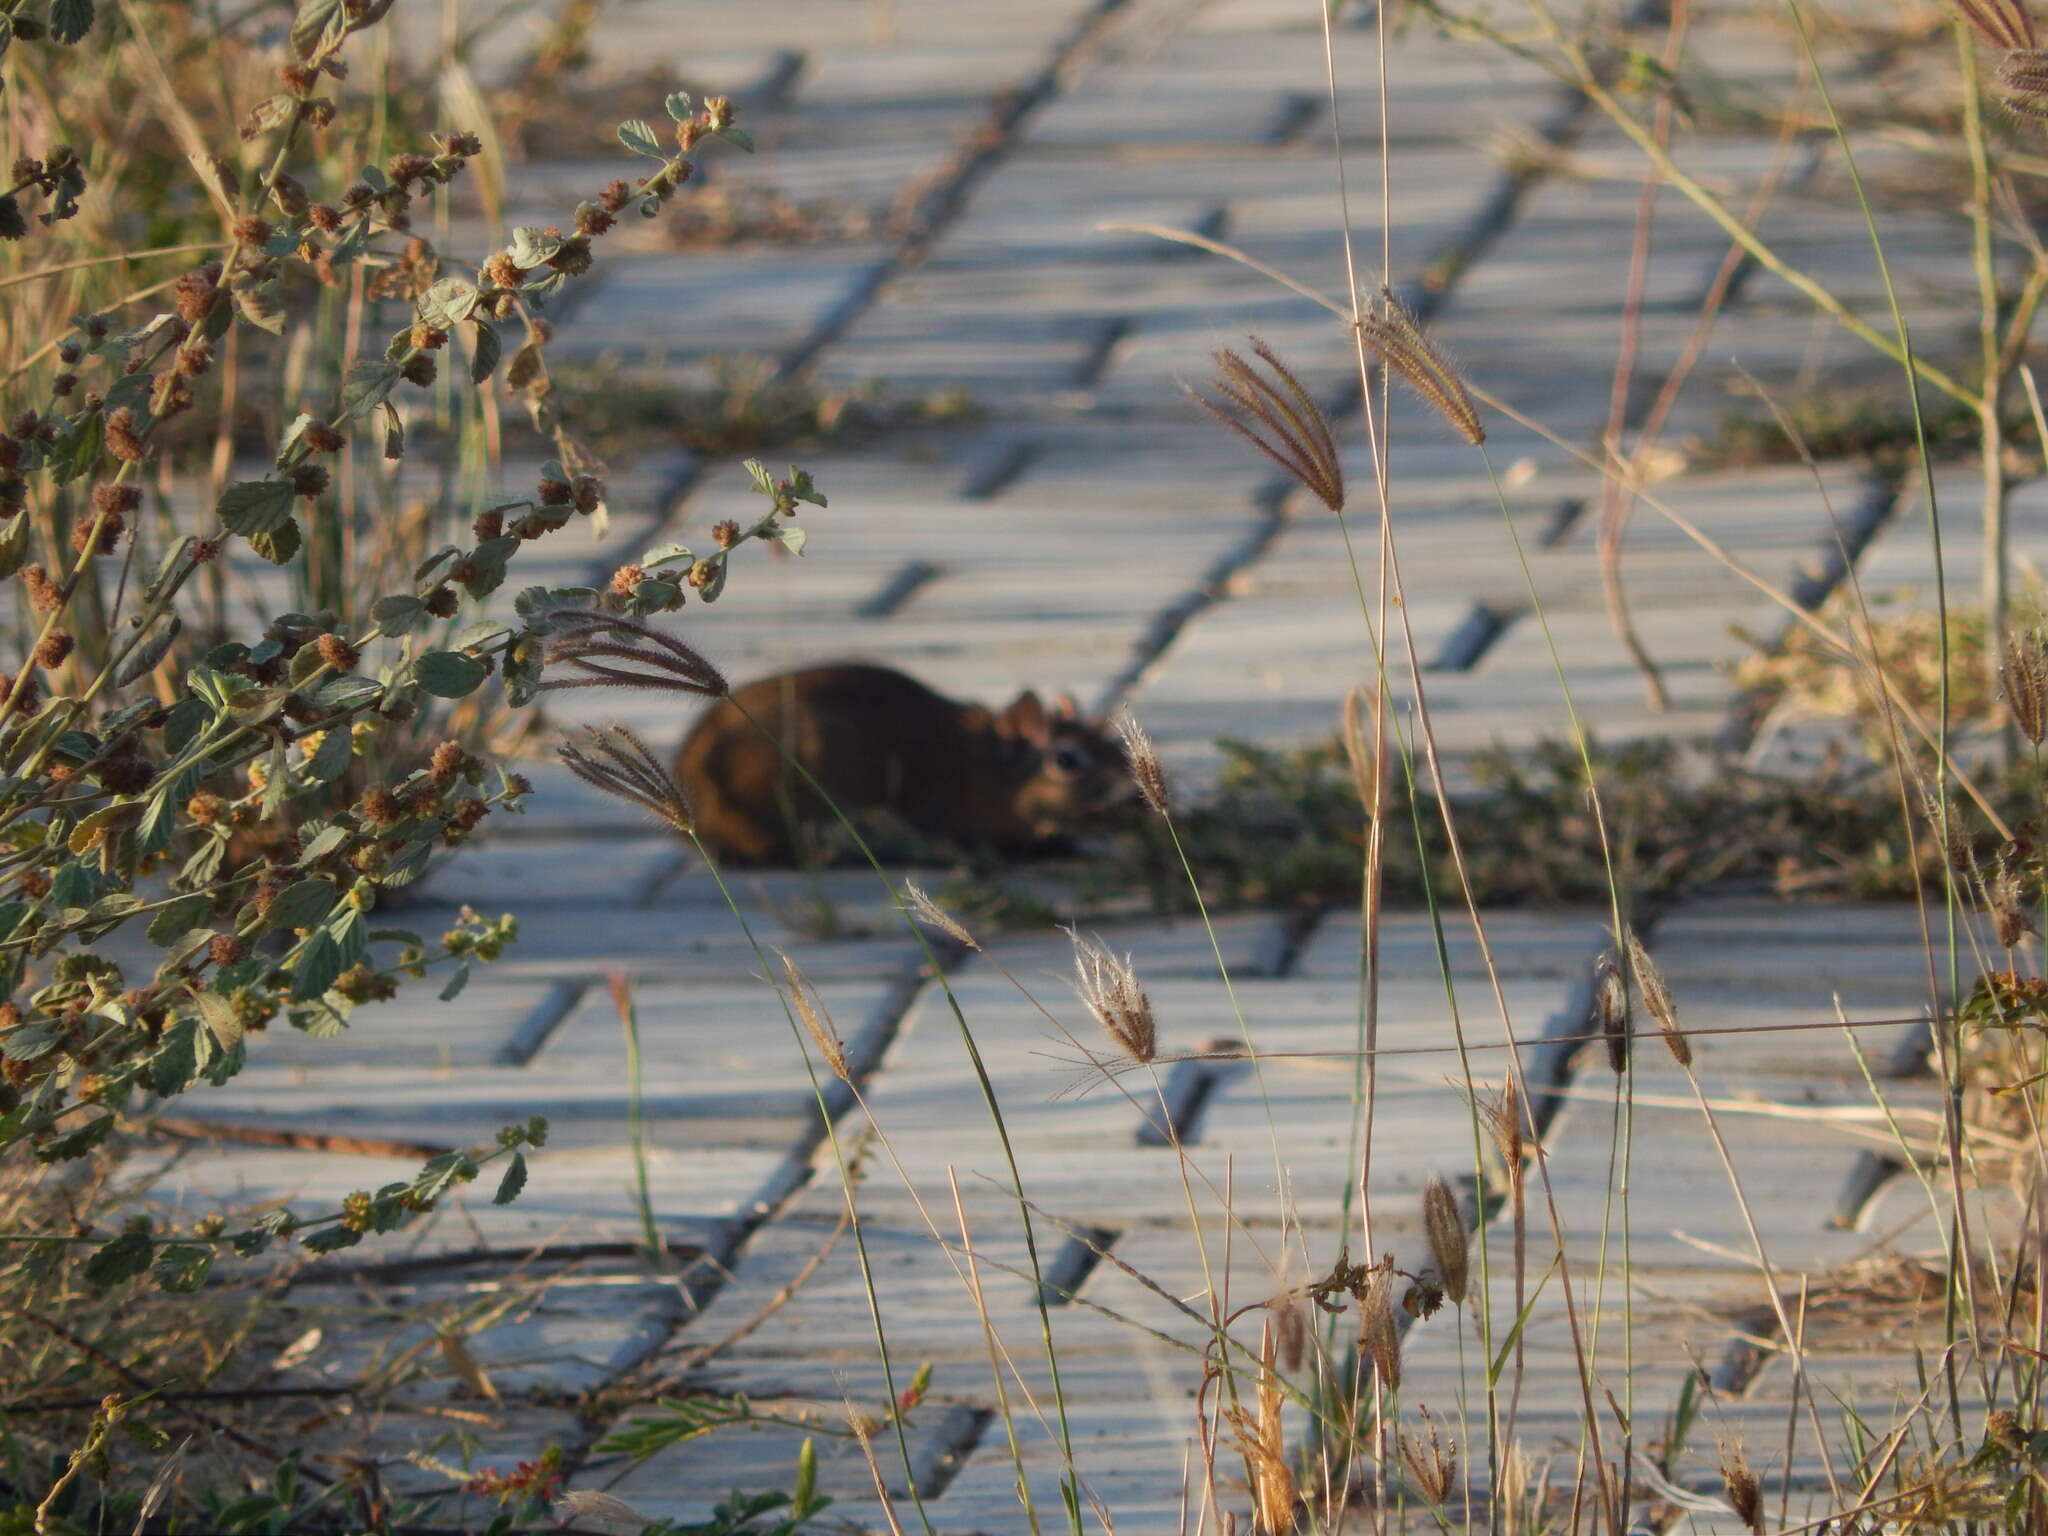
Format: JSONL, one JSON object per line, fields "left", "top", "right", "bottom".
{"left": 0, "top": 1, "right": 818, "bottom": 1296}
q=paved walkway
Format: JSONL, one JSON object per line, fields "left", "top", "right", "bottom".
{"left": 137, "top": 0, "right": 2030, "bottom": 1529}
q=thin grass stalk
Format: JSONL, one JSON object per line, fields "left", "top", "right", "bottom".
{"left": 609, "top": 974, "right": 662, "bottom": 1259}
{"left": 684, "top": 832, "right": 937, "bottom": 1535}
{"left": 948, "top": 1170, "right": 1045, "bottom": 1536}
{"left": 1779, "top": 0, "right": 1981, "bottom": 1450}
{"left": 1960, "top": 26, "right": 2012, "bottom": 722}
{"left": 1592, "top": 0, "right": 1690, "bottom": 718}
{"left": 725, "top": 699, "right": 1087, "bottom": 1536}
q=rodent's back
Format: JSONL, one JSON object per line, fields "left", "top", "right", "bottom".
{"left": 675, "top": 665, "right": 982, "bottom": 862}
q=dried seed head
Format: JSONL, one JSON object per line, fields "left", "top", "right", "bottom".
{"left": 1072, "top": 933, "right": 1156, "bottom": 1064}
{"left": 1999, "top": 48, "right": 2048, "bottom": 118}
{"left": 556, "top": 723, "right": 695, "bottom": 835}
{"left": 1188, "top": 338, "right": 1344, "bottom": 512}
{"left": 1958, "top": 0, "right": 2038, "bottom": 50}
{"left": 1400, "top": 1406, "right": 1458, "bottom": 1508}
{"left": 1593, "top": 952, "right": 1630, "bottom": 1075}
{"left": 2002, "top": 629, "right": 2048, "bottom": 743}
{"left": 1355, "top": 294, "right": 1484, "bottom": 446}
{"left": 1623, "top": 927, "right": 1689, "bottom": 1068}
{"left": 902, "top": 879, "right": 980, "bottom": 951}
{"left": 1114, "top": 711, "right": 1169, "bottom": 815}
{"left": 1224, "top": 1326, "right": 1300, "bottom": 1536}
{"left": 1476, "top": 1075, "right": 1525, "bottom": 1176}
{"left": 1269, "top": 1273, "right": 1308, "bottom": 1375}
{"left": 1340, "top": 683, "right": 1388, "bottom": 818}
{"left": 1719, "top": 1440, "right": 1763, "bottom": 1535}
{"left": 1357, "top": 1266, "right": 1402, "bottom": 1390}
{"left": 1991, "top": 861, "right": 2035, "bottom": 950}
{"left": 538, "top": 610, "right": 726, "bottom": 699}
{"left": 782, "top": 952, "right": 850, "bottom": 1082}
{"left": 1421, "top": 1174, "right": 1469, "bottom": 1306}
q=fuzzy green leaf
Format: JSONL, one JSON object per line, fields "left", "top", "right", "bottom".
{"left": 216, "top": 480, "right": 296, "bottom": 536}
{"left": 414, "top": 650, "right": 487, "bottom": 699}
{"left": 493, "top": 1152, "right": 527, "bottom": 1206}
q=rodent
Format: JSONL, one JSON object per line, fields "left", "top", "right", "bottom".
{"left": 672, "top": 663, "right": 1133, "bottom": 865}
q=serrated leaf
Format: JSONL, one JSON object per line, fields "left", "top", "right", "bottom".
{"left": 146, "top": 894, "right": 213, "bottom": 945}
{"left": 248, "top": 517, "right": 302, "bottom": 565}
{"left": 469, "top": 319, "right": 500, "bottom": 384}
{"left": 82, "top": 1224, "right": 154, "bottom": 1286}
{"left": 493, "top": 1151, "right": 528, "bottom": 1205}
{"left": 770, "top": 525, "right": 807, "bottom": 556}
{"left": 339, "top": 360, "right": 401, "bottom": 421}
{"left": 290, "top": 931, "right": 341, "bottom": 1003}
{"left": 290, "top": 0, "right": 345, "bottom": 59}
{"left": 417, "top": 277, "right": 478, "bottom": 329}
{"left": 616, "top": 119, "right": 665, "bottom": 158}
{"left": 505, "top": 338, "right": 542, "bottom": 390}
{"left": 370, "top": 594, "right": 426, "bottom": 638}
{"left": 154, "top": 1244, "right": 215, "bottom": 1293}
{"left": 712, "top": 126, "right": 755, "bottom": 153}
{"left": 381, "top": 400, "right": 403, "bottom": 460}
{"left": 439, "top": 961, "right": 470, "bottom": 1002}
{"left": 299, "top": 824, "right": 350, "bottom": 864}
{"left": 192, "top": 989, "right": 244, "bottom": 1049}
{"left": 506, "top": 226, "right": 562, "bottom": 269}
{"left": 116, "top": 615, "right": 182, "bottom": 687}
{"left": 267, "top": 878, "right": 335, "bottom": 931}
{"left": 304, "top": 725, "right": 353, "bottom": 784}
{"left": 663, "top": 91, "right": 693, "bottom": 121}
{"left": 414, "top": 651, "right": 487, "bottom": 699}
{"left": 216, "top": 480, "right": 295, "bottom": 536}
{"left": 150, "top": 1018, "right": 200, "bottom": 1096}
{"left": 51, "top": 0, "right": 94, "bottom": 44}
{"left": 233, "top": 284, "right": 286, "bottom": 335}
{"left": 0, "top": 510, "right": 28, "bottom": 580}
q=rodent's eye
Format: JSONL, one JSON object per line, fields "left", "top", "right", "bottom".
{"left": 1051, "top": 746, "right": 1087, "bottom": 775}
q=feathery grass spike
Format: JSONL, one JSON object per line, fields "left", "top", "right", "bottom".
{"left": 1187, "top": 338, "right": 1345, "bottom": 510}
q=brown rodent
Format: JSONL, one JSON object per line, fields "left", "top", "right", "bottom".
{"left": 673, "top": 664, "right": 1133, "bottom": 865}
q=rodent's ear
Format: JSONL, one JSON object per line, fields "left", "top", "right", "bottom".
{"left": 1052, "top": 692, "right": 1080, "bottom": 720}
{"left": 1000, "top": 690, "right": 1051, "bottom": 745}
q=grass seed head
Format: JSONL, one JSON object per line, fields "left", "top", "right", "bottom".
{"left": 1959, "top": 0, "right": 2038, "bottom": 50}
{"left": 1358, "top": 1266, "right": 1403, "bottom": 1390}
{"left": 1719, "top": 1440, "right": 1762, "bottom": 1535}
{"left": 537, "top": 610, "right": 726, "bottom": 698}
{"left": 1624, "top": 927, "right": 1689, "bottom": 1068}
{"left": 781, "top": 952, "right": 850, "bottom": 1082}
{"left": 1400, "top": 1406, "right": 1458, "bottom": 1508}
{"left": 1187, "top": 337, "right": 1345, "bottom": 512}
{"left": 1594, "top": 952, "right": 1630, "bottom": 1075}
{"left": 1114, "top": 710, "right": 1170, "bottom": 816}
{"left": 1341, "top": 683, "right": 1388, "bottom": 818}
{"left": 2001, "top": 48, "right": 2048, "bottom": 116}
{"left": 556, "top": 723, "right": 695, "bottom": 835}
{"left": 1072, "top": 932, "right": 1156, "bottom": 1064}
{"left": 1421, "top": 1174, "right": 1469, "bottom": 1305}
{"left": 2001, "top": 628, "right": 2048, "bottom": 743}
{"left": 902, "top": 879, "right": 980, "bottom": 951}
{"left": 1477, "top": 1075, "right": 1525, "bottom": 1177}
{"left": 1356, "top": 293, "right": 1484, "bottom": 446}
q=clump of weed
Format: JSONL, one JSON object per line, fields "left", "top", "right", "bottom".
{"left": 552, "top": 354, "right": 978, "bottom": 460}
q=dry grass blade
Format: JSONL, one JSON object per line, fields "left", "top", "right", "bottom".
{"left": 556, "top": 724, "right": 695, "bottom": 834}
{"left": 1186, "top": 338, "right": 1345, "bottom": 510}
{"left": 781, "top": 951, "right": 851, "bottom": 1082}
{"left": 1355, "top": 294, "right": 1484, "bottom": 445}
{"left": 537, "top": 609, "right": 728, "bottom": 697}
{"left": 1071, "top": 932, "right": 1157, "bottom": 1064}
